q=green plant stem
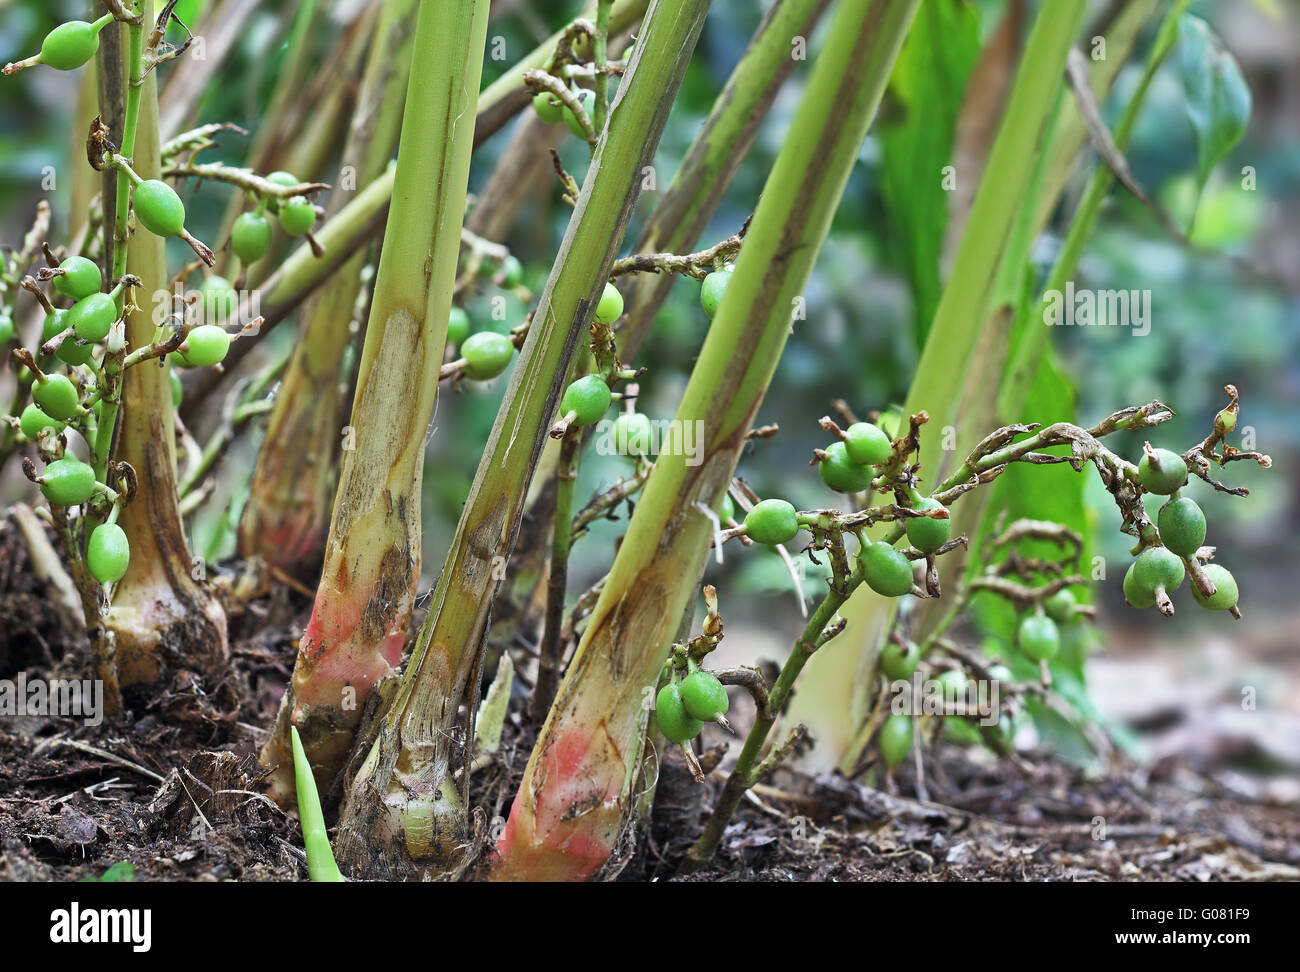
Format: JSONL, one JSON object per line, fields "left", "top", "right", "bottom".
{"left": 94, "top": 8, "right": 147, "bottom": 486}
{"left": 901, "top": 0, "right": 1088, "bottom": 435}
{"left": 103, "top": 0, "right": 228, "bottom": 699}
{"left": 91, "top": 357, "right": 122, "bottom": 484}
{"left": 280, "top": 0, "right": 319, "bottom": 75}
{"left": 111, "top": 19, "right": 143, "bottom": 284}
{"left": 238, "top": 0, "right": 418, "bottom": 579}
{"left": 1031, "top": 0, "right": 1162, "bottom": 233}
{"left": 592, "top": 0, "right": 613, "bottom": 133}
{"left": 160, "top": 163, "right": 328, "bottom": 198}
{"left": 334, "top": 0, "right": 712, "bottom": 883}
{"left": 689, "top": 579, "right": 852, "bottom": 864}
{"left": 1040, "top": 1, "right": 1190, "bottom": 336}
{"left": 259, "top": 0, "right": 491, "bottom": 804}
{"left": 618, "top": 0, "right": 831, "bottom": 361}
{"left": 529, "top": 429, "right": 580, "bottom": 723}
{"left": 934, "top": 2, "right": 1166, "bottom": 591}
{"left": 475, "top": 0, "right": 649, "bottom": 138}
{"left": 492, "top": 0, "right": 921, "bottom": 883}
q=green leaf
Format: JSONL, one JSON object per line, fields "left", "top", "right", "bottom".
{"left": 987, "top": 349, "right": 1088, "bottom": 560}
{"left": 99, "top": 860, "right": 135, "bottom": 882}
{"left": 879, "top": 0, "right": 980, "bottom": 339}
{"left": 79, "top": 861, "right": 135, "bottom": 883}
{"left": 970, "top": 347, "right": 1088, "bottom": 626}
{"left": 170, "top": 0, "right": 206, "bottom": 28}
{"left": 1178, "top": 15, "right": 1251, "bottom": 205}
{"left": 290, "top": 726, "right": 345, "bottom": 882}
{"left": 473, "top": 654, "right": 515, "bottom": 755}
{"left": 1024, "top": 697, "right": 1094, "bottom": 768}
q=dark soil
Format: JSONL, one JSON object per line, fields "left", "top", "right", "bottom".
{"left": 2, "top": 522, "right": 1298, "bottom": 883}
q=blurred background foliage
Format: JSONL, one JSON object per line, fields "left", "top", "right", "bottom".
{"left": 1, "top": 0, "right": 1296, "bottom": 770}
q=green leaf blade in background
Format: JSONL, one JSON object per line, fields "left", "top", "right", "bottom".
{"left": 1178, "top": 14, "right": 1252, "bottom": 211}
{"left": 785, "top": 0, "right": 1091, "bottom": 771}
{"left": 879, "top": 0, "right": 980, "bottom": 340}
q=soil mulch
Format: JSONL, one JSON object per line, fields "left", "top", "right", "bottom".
{"left": 1, "top": 524, "right": 1297, "bottom": 882}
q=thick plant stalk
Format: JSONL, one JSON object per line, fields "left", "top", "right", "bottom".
{"left": 784, "top": 0, "right": 1147, "bottom": 768}
{"left": 238, "top": 0, "right": 418, "bottom": 580}
{"left": 104, "top": 1, "right": 227, "bottom": 695}
{"left": 259, "top": 0, "right": 491, "bottom": 802}
{"left": 905, "top": 0, "right": 1175, "bottom": 633}
{"left": 899, "top": 0, "right": 1088, "bottom": 435}
{"left": 619, "top": 0, "right": 831, "bottom": 360}
{"left": 333, "top": 0, "right": 713, "bottom": 881}
{"left": 485, "top": 0, "right": 830, "bottom": 674}
{"left": 491, "top": 0, "right": 921, "bottom": 883}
